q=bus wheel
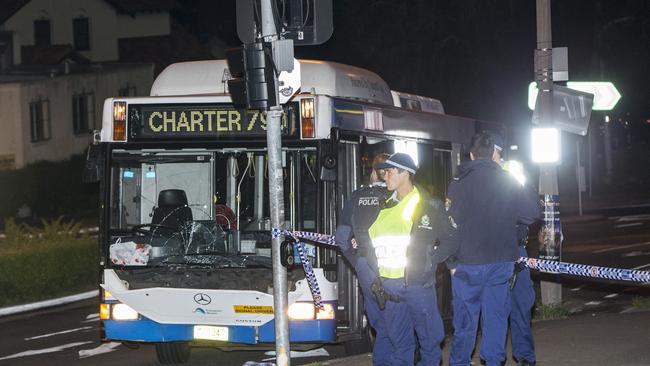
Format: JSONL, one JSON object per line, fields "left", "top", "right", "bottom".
{"left": 155, "top": 342, "right": 191, "bottom": 364}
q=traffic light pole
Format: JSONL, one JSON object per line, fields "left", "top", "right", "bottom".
{"left": 536, "top": 0, "right": 563, "bottom": 305}
{"left": 259, "top": 0, "right": 291, "bottom": 365}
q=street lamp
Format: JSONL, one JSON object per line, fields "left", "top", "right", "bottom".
{"left": 531, "top": 127, "right": 561, "bottom": 164}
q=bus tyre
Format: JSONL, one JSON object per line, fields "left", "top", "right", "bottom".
{"left": 155, "top": 342, "right": 191, "bottom": 364}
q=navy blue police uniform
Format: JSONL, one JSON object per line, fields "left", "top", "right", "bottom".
{"left": 509, "top": 185, "right": 541, "bottom": 366}
{"left": 370, "top": 185, "right": 457, "bottom": 366}
{"left": 447, "top": 159, "right": 540, "bottom": 366}
{"left": 335, "top": 183, "right": 391, "bottom": 366}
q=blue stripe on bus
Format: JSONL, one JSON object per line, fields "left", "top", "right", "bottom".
{"left": 104, "top": 317, "right": 336, "bottom": 344}
{"left": 259, "top": 319, "right": 337, "bottom": 343}
{"left": 104, "top": 318, "right": 256, "bottom": 344}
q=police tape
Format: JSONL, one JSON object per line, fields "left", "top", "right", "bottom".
{"left": 271, "top": 228, "right": 337, "bottom": 310}
{"left": 271, "top": 229, "right": 650, "bottom": 302}
{"left": 519, "top": 257, "right": 650, "bottom": 283}
{"left": 271, "top": 228, "right": 337, "bottom": 247}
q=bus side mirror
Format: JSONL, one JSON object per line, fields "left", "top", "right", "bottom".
{"left": 280, "top": 239, "right": 296, "bottom": 267}
{"left": 319, "top": 154, "right": 337, "bottom": 182}
{"left": 82, "top": 144, "right": 103, "bottom": 183}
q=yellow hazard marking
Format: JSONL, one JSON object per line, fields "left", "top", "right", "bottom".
{"left": 233, "top": 305, "right": 274, "bottom": 314}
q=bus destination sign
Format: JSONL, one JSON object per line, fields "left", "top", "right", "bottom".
{"left": 128, "top": 103, "right": 296, "bottom": 140}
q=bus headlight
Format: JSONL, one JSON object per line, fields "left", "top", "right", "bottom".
{"left": 288, "top": 302, "right": 315, "bottom": 320}
{"left": 111, "top": 303, "right": 139, "bottom": 320}
{"left": 316, "top": 303, "right": 335, "bottom": 320}
{"left": 288, "top": 302, "right": 335, "bottom": 320}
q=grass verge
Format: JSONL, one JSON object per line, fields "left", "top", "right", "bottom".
{"left": 632, "top": 296, "right": 650, "bottom": 310}
{"left": 533, "top": 302, "right": 569, "bottom": 321}
{"left": 0, "top": 217, "right": 98, "bottom": 308}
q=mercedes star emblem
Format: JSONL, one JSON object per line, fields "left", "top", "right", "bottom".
{"left": 194, "top": 293, "right": 211, "bottom": 305}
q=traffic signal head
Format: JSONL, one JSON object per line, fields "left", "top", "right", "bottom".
{"left": 225, "top": 42, "right": 277, "bottom": 109}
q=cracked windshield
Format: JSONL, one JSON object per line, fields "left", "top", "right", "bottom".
{"left": 108, "top": 150, "right": 317, "bottom": 268}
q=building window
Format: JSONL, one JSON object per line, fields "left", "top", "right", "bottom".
{"left": 72, "top": 91, "right": 95, "bottom": 134}
{"left": 73, "top": 17, "right": 90, "bottom": 51}
{"left": 33, "top": 19, "right": 51, "bottom": 46}
{"left": 118, "top": 83, "right": 137, "bottom": 97}
{"left": 30, "top": 99, "right": 51, "bottom": 142}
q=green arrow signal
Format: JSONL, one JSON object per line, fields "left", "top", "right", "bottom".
{"left": 528, "top": 81, "right": 621, "bottom": 111}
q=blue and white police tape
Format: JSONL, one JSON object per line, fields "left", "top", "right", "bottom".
{"left": 271, "top": 228, "right": 337, "bottom": 247}
{"left": 271, "top": 228, "right": 338, "bottom": 310}
{"left": 520, "top": 257, "right": 650, "bottom": 283}
{"left": 295, "top": 241, "right": 324, "bottom": 309}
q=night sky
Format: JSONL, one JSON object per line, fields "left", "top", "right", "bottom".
{"left": 176, "top": 1, "right": 649, "bottom": 125}
{"left": 174, "top": 0, "right": 650, "bottom": 206}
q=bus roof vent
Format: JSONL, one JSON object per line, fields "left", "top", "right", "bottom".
{"left": 298, "top": 60, "right": 393, "bottom": 105}
{"left": 150, "top": 59, "right": 394, "bottom": 105}
{"left": 151, "top": 60, "right": 230, "bottom": 96}
{"left": 391, "top": 91, "right": 445, "bottom": 114}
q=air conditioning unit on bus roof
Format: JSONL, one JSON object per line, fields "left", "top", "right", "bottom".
{"left": 391, "top": 91, "right": 445, "bottom": 115}
{"left": 149, "top": 59, "right": 395, "bottom": 106}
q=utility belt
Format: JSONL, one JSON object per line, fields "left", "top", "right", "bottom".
{"left": 371, "top": 276, "right": 402, "bottom": 310}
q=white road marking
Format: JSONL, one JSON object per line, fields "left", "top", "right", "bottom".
{"left": 82, "top": 313, "right": 100, "bottom": 323}
{"left": 571, "top": 285, "right": 585, "bottom": 292}
{"left": 0, "top": 291, "right": 97, "bottom": 317}
{"left": 585, "top": 301, "right": 601, "bottom": 306}
{"left": 262, "top": 347, "right": 330, "bottom": 361}
{"left": 620, "top": 306, "right": 637, "bottom": 314}
{"left": 592, "top": 241, "right": 650, "bottom": 254}
{"left": 615, "top": 222, "right": 644, "bottom": 228}
{"left": 78, "top": 342, "right": 121, "bottom": 359}
{"left": 604, "top": 293, "right": 619, "bottom": 299}
{"left": 0, "top": 341, "right": 92, "bottom": 361}
{"left": 612, "top": 214, "right": 650, "bottom": 222}
{"left": 25, "top": 326, "right": 93, "bottom": 340}
{"left": 621, "top": 251, "right": 648, "bottom": 257}
{"left": 632, "top": 263, "right": 650, "bottom": 270}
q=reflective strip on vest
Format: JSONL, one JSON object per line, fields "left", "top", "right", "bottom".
{"left": 369, "top": 188, "right": 420, "bottom": 279}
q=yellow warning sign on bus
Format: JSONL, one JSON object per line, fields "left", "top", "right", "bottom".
{"left": 233, "top": 305, "right": 274, "bottom": 314}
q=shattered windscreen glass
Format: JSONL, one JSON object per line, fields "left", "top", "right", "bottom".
{"left": 107, "top": 149, "right": 317, "bottom": 268}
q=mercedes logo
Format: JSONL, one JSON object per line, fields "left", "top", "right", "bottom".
{"left": 194, "top": 293, "right": 211, "bottom": 305}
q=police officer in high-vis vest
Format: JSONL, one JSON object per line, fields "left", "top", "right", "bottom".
{"left": 369, "top": 152, "right": 457, "bottom": 366}
{"left": 447, "top": 132, "right": 540, "bottom": 366}
{"left": 335, "top": 153, "right": 392, "bottom": 366}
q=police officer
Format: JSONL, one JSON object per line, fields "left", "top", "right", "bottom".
{"left": 370, "top": 152, "right": 456, "bottom": 366}
{"left": 335, "top": 153, "right": 392, "bottom": 366}
{"left": 492, "top": 136, "right": 540, "bottom": 366}
{"left": 447, "top": 132, "right": 540, "bottom": 366}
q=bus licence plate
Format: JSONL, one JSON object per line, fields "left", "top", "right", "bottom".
{"left": 193, "top": 325, "right": 229, "bottom": 341}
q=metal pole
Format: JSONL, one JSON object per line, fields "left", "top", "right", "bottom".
{"left": 603, "top": 115, "right": 613, "bottom": 185}
{"left": 259, "top": 0, "right": 290, "bottom": 365}
{"left": 576, "top": 139, "right": 582, "bottom": 216}
{"left": 536, "top": 0, "right": 562, "bottom": 305}
{"left": 587, "top": 124, "right": 594, "bottom": 199}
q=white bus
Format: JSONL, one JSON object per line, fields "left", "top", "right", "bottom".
{"left": 86, "top": 59, "right": 502, "bottom": 364}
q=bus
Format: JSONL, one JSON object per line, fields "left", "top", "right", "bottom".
{"left": 86, "top": 59, "right": 501, "bottom": 364}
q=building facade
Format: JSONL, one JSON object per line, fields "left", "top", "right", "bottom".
{"left": 0, "top": 63, "right": 153, "bottom": 169}
{"left": 0, "top": 0, "right": 173, "bottom": 67}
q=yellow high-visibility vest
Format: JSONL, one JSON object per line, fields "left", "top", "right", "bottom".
{"left": 368, "top": 187, "right": 420, "bottom": 278}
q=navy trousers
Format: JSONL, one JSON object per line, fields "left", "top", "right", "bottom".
{"left": 383, "top": 279, "right": 445, "bottom": 366}
{"left": 510, "top": 246, "right": 536, "bottom": 363}
{"left": 355, "top": 257, "right": 392, "bottom": 366}
{"left": 450, "top": 262, "right": 513, "bottom": 366}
